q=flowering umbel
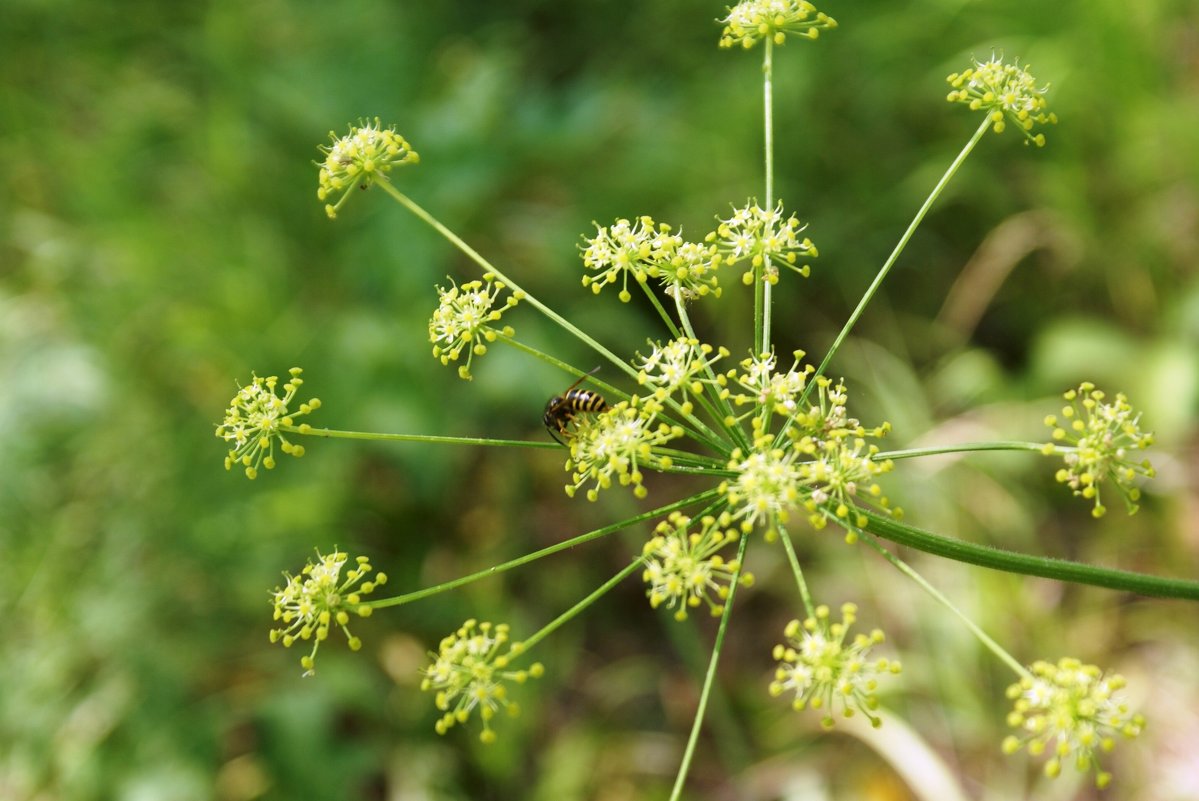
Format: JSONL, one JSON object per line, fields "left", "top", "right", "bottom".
{"left": 641, "top": 512, "right": 752, "bottom": 620}
{"left": 270, "top": 550, "right": 385, "bottom": 676}
{"left": 216, "top": 367, "right": 320, "bottom": 479}
{"left": 1043, "top": 382, "right": 1155, "bottom": 517}
{"left": 429, "top": 273, "right": 523, "bottom": 380}
{"left": 708, "top": 201, "right": 817, "bottom": 286}
{"left": 719, "top": 0, "right": 837, "bottom": 49}
{"left": 317, "top": 119, "right": 419, "bottom": 218}
{"left": 947, "top": 56, "right": 1057, "bottom": 146}
{"left": 421, "top": 620, "right": 544, "bottom": 743}
{"left": 564, "top": 399, "right": 683, "bottom": 501}
{"left": 1003, "top": 658, "right": 1145, "bottom": 788}
{"left": 769, "top": 603, "right": 901, "bottom": 728}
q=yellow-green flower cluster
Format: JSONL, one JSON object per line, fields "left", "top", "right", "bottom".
{"left": 947, "top": 56, "right": 1057, "bottom": 146}
{"left": 1043, "top": 382, "right": 1155, "bottom": 518}
{"left": 798, "top": 438, "right": 896, "bottom": 536}
{"left": 317, "top": 119, "right": 419, "bottom": 218}
{"left": 719, "top": 0, "right": 837, "bottom": 49}
{"left": 216, "top": 367, "right": 320, "bottom": 480}
{"left": 641, "top": 512, "right": 752, "bottom": 621}
{"left": 769, "top": 603, "right": 901, "bottom": 728}
{"left": 721, "top": 437, "right": 803, "bottom": 534}
{"left": 581, "top": 217, "right": 721, "bottom": 302}
{"left": 708, "top": 201, "right": 817, "bottom": 285}
{"left": 565, "top": 399, "right": 683, "bottom": 501}
{"left": 421, "top": 620, "right": 544, "bottom": 743}
{"left": 635, "top": 337, "right": 728, "bottom": 415}
{"left": 714, "top": 356, "right": 896, "bottom": 535}
{"left": 1003, "top": 657, "right": 1145, "bottom": 789}
{"left": 429, "top": 273, "right": 523, "bottom": 380}
{"left": 721, "top": 349, "right": 813, "bottom": 422}
{"left": 270, "top": 549, "right": 385, "bottom": 676}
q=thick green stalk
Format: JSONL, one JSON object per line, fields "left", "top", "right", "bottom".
{"left": 668, "top": 531, "right": 750, "bottom": 801}
{"left": 366, "top": 488, "right": 721, "bottom": 610}
{"left": 863, "top": 511, "right": 1199, "bottom": 600}
{"left": 804, "top": 116, "right": 992, "bottom": 399}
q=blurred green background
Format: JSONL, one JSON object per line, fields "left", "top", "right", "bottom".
{"left": 2, "top": 0, "right": 1197, "bottom": 799}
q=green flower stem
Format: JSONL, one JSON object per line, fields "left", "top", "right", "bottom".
{"left": 803, "top": 115, "right": 992, "bottom": 401}
{"left": 366, "top": 488, "right": 722, "bottom": 611}
{"left": 284, "top": 425, "right": 558, "bottom": 450}
{"left": 652, "top": 447, "right": 728, "bottom": 470}
{"left": 673, "top": 295, "right": 752, "bottom": 453}
{"left": 855, "top": 525, "right": 1028, "bottom": 678}
{"left": 875, "top": 441, "right": 1048, "bottom": 461}
{"left": 494, "top": 332, "right": 629, "bottom": 401}
{"left": 668, "top": 531, "right": 750, "bottom": 801}
{"left": 776, "top": 523, "right": 816, "bottom": 619}
{"left": 639, "top": 280, "right": 683, "bottom": 340}
{"left": 862, "top": 510, "right": 1199, "bottom": 601}
{"left": 376, "top": 179, "right": 639, "bottom": 384}
{"left": 520, "top": 557, "right": 645, "bottom": 651}
{"left": 756, "top": 38, "right": 776, "bottom": 357}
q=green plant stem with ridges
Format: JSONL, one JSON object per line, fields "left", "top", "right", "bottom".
{"left": 862, "top": 511, "right": 1199, "bottom": 600}
{"left": 801, "top": 116, "right": 992, "bottom": 405}
{"left": 855, "top": 526, "right": 1028, "bottom": 677}
{"left": 366, "top": 488, "right": 721, "bottom": 611}
{"left": 376, "top": 179, "right": 640, "bottom": 385}
{"left": 777, "top": 522, "right": 816, "bottom": 619}
{"left": 520, "top": 557, "right": 645, "bottom": 651}
{"left": 668, "top": 530, "right": 750, "bottom": 801}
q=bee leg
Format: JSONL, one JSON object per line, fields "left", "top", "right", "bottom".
{"left": 547, "top": 428, "right": 567, "bottom": 447}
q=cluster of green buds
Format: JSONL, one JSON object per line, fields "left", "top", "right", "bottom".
{"left": 641, "top": 512, "right": 753, "bottom": 620}
{"left": 768, "top": 603, "right": 901, "bottom": 728}
{"left": 1003, "top": 657, "right": 1145, "bottom": 788}
{"left": 428, "top": 273, "right": 523, "bottom": 380}
{"left": 719, "top": 0, "right": 838, "bottom": 49}
{"left": 270, "top": 550, "right": 385, "bottom": 676}
{"left": 420, "top": 620, "right": 544, "bottom": 743}
{"left": 317, "top": 118, "right": 419, "bottom": 218}
{"left": 1043, "top": 382, "right": 1155, "bottom": 517}
{"left": 947, "top": 55, "right": 1058, "bottom": 145}
{"left": 216, "top": 367, "right": 320, "bottom": 479}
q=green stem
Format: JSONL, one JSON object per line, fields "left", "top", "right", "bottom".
{"left": 673, "top": 295, "right": 752, "bottom": 453}
{"left": 366, "top": 488, "right": 721, "bottom": 610}
{"left": 639, "top": 280, "right": 683, "bottom": 340}
{"left": 776, "top": 523, "right": 816, "bottom": 618}
{"left": 376, "top": 180, "right": 639, "bottom": 383}
{"left": 862, "top": 510, "right": 1199, "bottom": 600}
{"left": 668, "top": 531, "right": 750, "bottom": 801}
{"left": 875, "top": 441, "right": 1048, "bottom": 461}
{"left": 803, "top": 116, "right": 992, "bottom": 400}
{"left": 286, "top": 425, "right": 557, "bottom": 449}
{"left": 856, "top": 527, "right": 1028, "bottom": 677}
{"left": 755, "top": 39, "right": 775, "bottom": 357}
{"left": 520, "top": 557, "right": 644, "bottom": 651}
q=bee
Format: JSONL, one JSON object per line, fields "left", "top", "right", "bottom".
{"left": 543, "top": 368, "right": 608, "bottom": 445}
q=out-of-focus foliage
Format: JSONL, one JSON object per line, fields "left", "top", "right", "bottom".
{"left": 1, "top": 1, "right": 1195, "bottom": 799}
